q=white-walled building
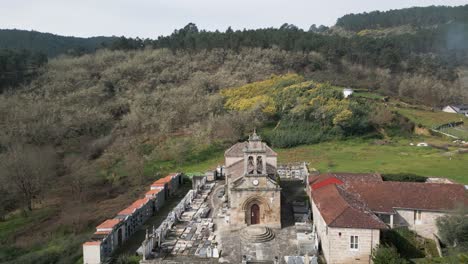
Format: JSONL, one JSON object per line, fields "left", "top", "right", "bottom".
{"left": 83, "top": 219, "right": 126, "bottom": 264}
{"left": 343, "top": 88, "right": 354, "bottom": 98}
{"left": 442, "top": 105, "right": 468, "bottom": 116}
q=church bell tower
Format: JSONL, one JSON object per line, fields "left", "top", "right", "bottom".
{"left": 243, "top": 130, "right": 267, "bottom": 176}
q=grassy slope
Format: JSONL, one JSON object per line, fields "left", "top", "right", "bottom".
{"left": 276, "top": 139, "right": 468, "bottom": 183}
{"left": 179, "top": 138, "right": 468, "bottom": 184}
{"left": 394, "top": 107, "right": 467, "bottom": 128}
{"left": 176, "top": 92, "right": 468, "bottom": 183}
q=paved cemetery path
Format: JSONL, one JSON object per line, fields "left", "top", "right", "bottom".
{"left": 112, "top": 183, "right": 192, "bottom": 260}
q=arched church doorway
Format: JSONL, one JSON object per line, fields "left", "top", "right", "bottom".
{"left": 251, "top": 204, "right": 260, "bottom": 225}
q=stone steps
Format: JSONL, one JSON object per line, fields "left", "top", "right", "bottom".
{"left": 240, "top": 226, "right": 275, "bottom": 243}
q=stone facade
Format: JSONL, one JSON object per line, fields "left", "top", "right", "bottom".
{"left": 225, "top": 132, "right": 281, "bottom": 229}
{"left": 395, "top": 209, "right": 446, "bottom": 239}
{"left": 311, "top": 199, "right": 380, "bottom": 264}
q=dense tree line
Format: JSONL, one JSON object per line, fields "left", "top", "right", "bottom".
{"left": 109, "top": 22, "right": 466, "bottom": 82}
{"left": 336, "top": 5, "right": 468, "bottom": 31}
{"left": 0, "top": 49, "right": 48, "bottom": 92}
{"left": 0, "top": 29, "right": 116, "bottom": 57}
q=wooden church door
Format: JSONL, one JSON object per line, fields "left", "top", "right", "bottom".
{"left": 251, "top": 204, "right": 260, "bottom": 225}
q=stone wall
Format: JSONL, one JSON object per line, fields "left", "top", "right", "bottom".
{"left": 230, "top": 177, "right": 281, "bottom": 229}
{"left": 395, "top": 209, "right": 445, "bottom": 239}
{"left": 225, "top": 157, "right": 242, "bottom": 167}
{"left": 311, "top": 199, "right": 380, "bottom": 264}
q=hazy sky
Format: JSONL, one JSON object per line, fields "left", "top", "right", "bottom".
{"left": 1, "top": 0, "right": 466, "bottom": 38}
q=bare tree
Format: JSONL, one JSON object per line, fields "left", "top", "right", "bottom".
{"left": 0, "top": 144, "right": 57, "bottom": 211}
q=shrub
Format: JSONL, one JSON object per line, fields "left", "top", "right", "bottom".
{"left": 116, "top": 254, "right": 140, "bottom": 264}
{"left": 382, "top": 173, "right": 427, "bottom": 182}
{"left": 436, "top": 206, "right": 468, "bottom": 253}
{"left": 372, "top": 244, "right": 408, "bottom": 264}
{"left": 381, "top": 228, "right": 425, "bottom": 258}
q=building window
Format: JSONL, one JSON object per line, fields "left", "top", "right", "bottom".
{"left": 350, "top": 235, "right": 359, "bottom": 250}
{"left": 414, "top": 210, "right": 422, "bottom": 224}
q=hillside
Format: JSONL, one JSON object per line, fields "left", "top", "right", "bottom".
{"left": 336, "top": 5, "right": 468, "bottom": 31}
{"left": 1, "top": 4, "right": 468, "bottom": 264}
{"left": 0, "top": 47, "right": 467, "bottom": 263}
{"left": 0, "top": 29, "right": 116, "bottom": 57}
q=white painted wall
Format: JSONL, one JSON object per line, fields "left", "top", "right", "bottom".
{"left": 343, "top": 89, "right": 354, "bottom": 98}
{"left": 83, "top": 244, "right": 101, "bottom": 264}
{"left": 442, "top": 106, "right": 458, "bottom": 113}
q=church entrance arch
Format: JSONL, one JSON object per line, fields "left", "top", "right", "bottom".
{"left": 242, "top": 196, "right": 270, "bottom": 225}
{"left": 251, "top": 204, "right": 260, "bottom": 225}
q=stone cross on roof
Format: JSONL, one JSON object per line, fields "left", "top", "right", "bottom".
{"left": 249, "top": 129, "right": 261, "bottom": 141}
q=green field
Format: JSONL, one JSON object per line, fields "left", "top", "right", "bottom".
{"left": 394, "top": 107, "right": 466, "bottom": 128}
{"left": 439, "top": 125, "right": 468, "bottom": 140}
{"left": 276, "top": 139, "right": 468, "bottom": 184}
{"left": 178, "top": 138, "right": 468, "bottom": 184}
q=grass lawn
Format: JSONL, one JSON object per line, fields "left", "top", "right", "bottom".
{"left": 439, "top": 125, "right": 468, "bottom": 140}
{"left": 276, "top": 138, "right": 468, "bottom": 184}
{"left": 394, "top": 107, "right": 466, "bottom": 128}
{"left": 177, "top": 138, "right": 468, "bottom": 184}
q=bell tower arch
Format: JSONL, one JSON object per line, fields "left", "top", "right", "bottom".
{"left": 243, "top": 130, "right": 267, "bottom": 175}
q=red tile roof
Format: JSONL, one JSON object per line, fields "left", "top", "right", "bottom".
{"left": 309, "top": 173, "right": 382, "bottom": 184}
{"left": 94, "top": 231, "right": 111, "bottom": 235}
{"left": 151, "top": 176, "right": 172, "bottom": 185}
{"left": 83, "top": 241, "right": 101, "bottom": 246}
{"left": 151, "top": 173, "right": 179, "bottom": 188}
{"left": 311, "top": 177, "right": 343, "bottom": 190}
{"left": 311, "top": 182, "right": 387, "bottom": 229}
{"left": 145, "top": 189, "right": 162, "bottom": 196}
{"left": 96, "top": 219, "right": 121, "bottom": 230}
{"left": 332, "top": 172, "right": 383, "bottom": 182}
{"left": 308, "top": 173, "right": 468, "bottom": 229}
{"left": 343, "top": 181, "right": 468, "bottom": 213}
{"left": 118, "top": 198, "right": 150, "bottom": 216}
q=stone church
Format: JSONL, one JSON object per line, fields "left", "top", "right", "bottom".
{"left": 224, "top": 131, "right": 281, "bottom": 229}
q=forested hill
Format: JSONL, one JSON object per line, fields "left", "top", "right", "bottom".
{"left": 0, "top": 29, "right": 117, "bottom": 57}
{"left": 336, "top": 5, "right": 468, "bottom": 31}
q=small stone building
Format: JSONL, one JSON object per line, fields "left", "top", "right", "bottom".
{"left": 224, "top": 131, "right": 281, "bottom": 229}
{"left": 307, "top": 173, "right": 468, "bottom": 264}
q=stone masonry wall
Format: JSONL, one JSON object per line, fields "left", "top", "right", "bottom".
{"left": 396, "top": 209, "right": 445, "bottom": 239}
{"left": 311, "top": 199, "right": 380, "bottom": 264}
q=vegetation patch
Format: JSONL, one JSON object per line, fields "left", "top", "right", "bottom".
{"left": 394, "top": 107, "right": 467, "bottom": 128}
{"left": 381, "top": 228, "right": 426, "bottom": 259}
{"left": 382, "top": 173, "right": 428, "bottom": 182}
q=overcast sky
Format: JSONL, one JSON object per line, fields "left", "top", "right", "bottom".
{"left": 1, "top": 0, "right": 466, "bottom": 39}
